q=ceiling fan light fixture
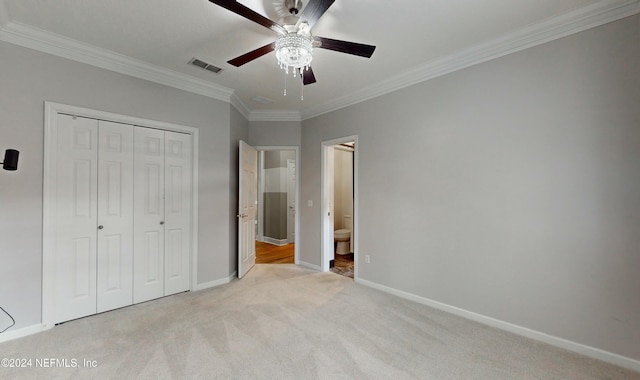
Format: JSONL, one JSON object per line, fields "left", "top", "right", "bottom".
{"left": 275, "top": 33, "right": 314, "bottom": 74}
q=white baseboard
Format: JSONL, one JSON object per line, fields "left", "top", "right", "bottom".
{"left": 298, "top": 261, "right": 321, "bottom": 271}
{"left": 0, "top": 324, "right": 45, "bottom": 343}
{"left": 1, "top": 275, "right": 237, "bottom": 343}
{"left": 355, "top": 277, "right": 640, "bottom": 373}
{"left": 263, "top": 237, "right": 289, "bottom": 246}
{"left": 193, "top": 272, "right": 236, "bottom": 291}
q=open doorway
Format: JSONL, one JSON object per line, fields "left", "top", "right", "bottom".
{"left": 321, "top": 136, "right": 357, "bottom": 279}
{"left": 255, "top": 147, "right": 299, "bottom": 264}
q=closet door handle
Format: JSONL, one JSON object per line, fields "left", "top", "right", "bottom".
{"left": 98, "top": 225, "right": 104, "bottom": 230}
{"left": 160, "top": 221, "right": 165, "bottom": 225}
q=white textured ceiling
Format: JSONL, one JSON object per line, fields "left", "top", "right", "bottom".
{"left": 1, "top": 0, "right": 636, "bottom": 120}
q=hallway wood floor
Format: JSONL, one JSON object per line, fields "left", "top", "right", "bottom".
{"left": 256, "top": 241, "right": 354, "bottom": 279}
{"left": 255, "top": 241, "right": 294, "bottom": 264}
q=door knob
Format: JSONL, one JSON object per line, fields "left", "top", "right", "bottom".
{"left": 160, "top": 221, "right": 165, "bottom": 225}
{"left": 98, "top": 225, "right": 104, "bottom": 230}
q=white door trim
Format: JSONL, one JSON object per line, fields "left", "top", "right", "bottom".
{"left": 321, "top": 136, "right": 358, "bottom": 277}
{"left": 254, "top": 146, "right": 300, "bottom": 265}
{"left": 42, "top": 101, "right": 199, "bottom": 330}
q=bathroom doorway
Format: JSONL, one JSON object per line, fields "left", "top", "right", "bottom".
{"left": 321, "top": 136, "right": 357, "bottom": 279}
{"left": 256, "top": 147, "right": 300, "bottom": 264}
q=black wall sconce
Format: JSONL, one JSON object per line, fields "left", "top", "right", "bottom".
{"left": 2, "top": 149, "right": 19, "bottom": 171}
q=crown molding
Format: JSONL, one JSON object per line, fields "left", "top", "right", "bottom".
{"left": 0, "top": 20, "right": 236, "bottom": 103}
{"left": 300, "top": 0, "right": 640, "bottom": 120}
{"left": 230, "top": 92, "right": 251, "bottom": 120}
{"left": 249, "top": 110, "right": 301, "bottom": 122}
{"left": 230, "top": 92, "right": 303, "bottom": 123}
{"left": 0, "top": 0, "right": 637, "bottom": 122}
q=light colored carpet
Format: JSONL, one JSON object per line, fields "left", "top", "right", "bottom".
{"left": 1, "top": 264, "right": 638, "bottom": 379}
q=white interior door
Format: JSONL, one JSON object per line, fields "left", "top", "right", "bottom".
{"left": 164, "top": 131, "right": 192, "bottom": 295}
{"left": 238, "top": 141, "right": 257, "bottom": 279}
{"left": 96, "top": 121, "right": 134, "bottom": 313}
{"left": 287, "top": 159, "right": 296, "bottom": 244}
{"left": 54, "top": 114, "right": 99, "bottom": 323}
{"left": 133, "top": 127, "right": 165, "bottom": 303}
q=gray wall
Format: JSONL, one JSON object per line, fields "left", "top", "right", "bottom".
{"left": 263, "top": 193, "right": 287, "bottom": 239}
{"left": 300, "top": 15, "right": 640, "bottom": 361}
{"left": 249, "top": 120, "right": 301, "bottom": 147}
{"left": 264, "top": 149, "right": 295, "bottom": 169}
{"left": 0, "top": 41, "right": 234, "bottom": 330}
{"left": 248, "top": 120, "right": 300, "bottom": 243}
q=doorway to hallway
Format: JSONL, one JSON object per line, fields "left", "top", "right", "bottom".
{"left": 255, "top": 147, "right": 299, "bottom": 265}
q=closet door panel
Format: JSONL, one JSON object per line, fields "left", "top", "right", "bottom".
{"left": 54, "top": 114, "right": 99, "bottom": 323}
{"left": 133, "top": 127, "right": 166, "bottom": 303}
{"left": 164, "top": 132, "right": 192, "bottom": 295}
{"left": 97, "top": 121, "right": 134, "bottom": 313}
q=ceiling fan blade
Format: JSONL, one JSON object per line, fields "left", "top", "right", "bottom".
{"left": 228, "top": 43, "right": 275, "bottom": 67}
{"left": 300, "top": 0, "right": 335, "bottom": 28}
{"left": 298, "top": 67, "right": 317, "bottom": 85}
{"left": 316, "top": 37, "right": 376, "bottom": 58}
{"left": 208, "top": 0, "right": 286, "bottom": 34}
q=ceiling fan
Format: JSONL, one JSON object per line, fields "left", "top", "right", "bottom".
{"left": 208, "top": 0, "right": 376, "bottom": 86}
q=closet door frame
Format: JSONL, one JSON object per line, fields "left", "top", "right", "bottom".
{"left": 42, "top": 101, "right": 199, "bottom": 330}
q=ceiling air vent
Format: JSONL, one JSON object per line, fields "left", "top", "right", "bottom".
{"left": 251, "top": 95, "right": 274, "bottom": 105}
{"left": 189, "top": 58, "right": 222, "bottom": 74}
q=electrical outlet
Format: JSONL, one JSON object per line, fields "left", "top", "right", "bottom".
{"left": 365, "top": 255, "right": 371, "bottom": 264}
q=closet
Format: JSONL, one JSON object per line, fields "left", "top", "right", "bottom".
{"left": 51, "top": 113, "right": 192, "bottom": 324}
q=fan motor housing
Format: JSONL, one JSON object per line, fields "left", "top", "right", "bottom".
{"left": 285, "top": 0, "right": 302, "bottom": 15}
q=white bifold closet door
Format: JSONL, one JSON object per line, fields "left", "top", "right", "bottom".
{"left": 53, "top": 115, "right": 191, "bottom": 324}
{"left": 97, "top": 121, "right": 134, "bottom": 313}
{"left": 133, "top": 127, "right": 191, "bottom": 303}
{"left": 163, "top": 131, "right": 192, "bottom": 296}
{"left": 54, "top": 115, "right": 134, "bottom": 323}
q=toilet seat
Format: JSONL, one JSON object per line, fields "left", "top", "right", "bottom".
{"left": 334, "top": 229, "right": 351, "bottom": 240}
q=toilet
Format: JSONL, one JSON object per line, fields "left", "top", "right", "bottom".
{"left": 334, "top": 215, "right": 352, "bottom": 255}
{"left": 334, "top": 229, "right": 351, "bottom": 255}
